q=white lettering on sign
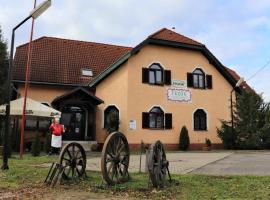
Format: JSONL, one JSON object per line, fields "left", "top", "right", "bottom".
{"left": 171, "top": 80, "right": 187, "bottom": 89}
{"left": 167, "top": 88, "right": 192, "bottom": 102}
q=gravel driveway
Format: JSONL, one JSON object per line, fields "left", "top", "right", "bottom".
{"left": 86, "top": 151, "right": 232, "bottom": 174}
{"left": 192, "top": 151, "right": 270, "bottom": 176}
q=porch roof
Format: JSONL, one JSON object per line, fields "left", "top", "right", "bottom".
{"left": 51, "top": 87, "right": 104, "bottom": 108}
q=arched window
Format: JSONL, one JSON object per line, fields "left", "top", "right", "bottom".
{"left": 192, "top": 68, "right": 205, "bottom": 88}
{"left": 149, "top": 63, "right": 164, "bottom": 84}
{"left": 104, "top": 106, "right": 119, "bottom": 131}
{"left": 149, "top": 107, "right": 164, "bottom": 129}
{"left": 193, "top": 109, "right": 207, "bottom": 131}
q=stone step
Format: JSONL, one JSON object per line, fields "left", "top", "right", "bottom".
{"left": 62, "top": 141, "right": 97, "bottom": 151}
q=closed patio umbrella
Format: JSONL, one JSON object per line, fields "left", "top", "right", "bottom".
{"left": 0, "top": 97, "right": 61, "bottom": 118}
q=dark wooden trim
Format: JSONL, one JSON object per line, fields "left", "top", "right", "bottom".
{"left": 13, "top": 80, "right": 87, "bottom": 87}
{"left": 88, "top": 37, "right": 239, "bottom": 90}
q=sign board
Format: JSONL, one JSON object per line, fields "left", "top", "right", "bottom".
{"left": 129, "top": 120, "right": 136, "bottom": 130}
{"left": 171, "top": 80, "right": 187, "bottom": 89}
{"left": 167, "top": 88, "right": 191, "bottom": 102}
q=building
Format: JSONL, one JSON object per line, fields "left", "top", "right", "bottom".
{"left": 12, "top": 28, "right": 251, "bottom": 150}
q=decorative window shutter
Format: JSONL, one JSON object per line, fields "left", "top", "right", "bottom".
{"left": 206, "top": 75, "right": 213, "bottom": 89}
{"left": 142, "top": 112, "right": 149, "bottom": 128}
{"left": 165, "top": 113, "right": 172, "bottom": 129}
{"left": 164, "top": 70, "right": 171, "bottom": 85}
{"left": 187, "top": 73, "right": 193, "bottom": 87}
{"left": 142, "top": 68, "right": 149, "bottom": 83}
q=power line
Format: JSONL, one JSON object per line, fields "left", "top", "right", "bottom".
{"left": 246, "top": 59, "right": 270, "bottom": 82}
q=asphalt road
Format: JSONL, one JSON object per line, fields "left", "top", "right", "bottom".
{"left": 192, "top": 151, "right": 270, "bottom": 176}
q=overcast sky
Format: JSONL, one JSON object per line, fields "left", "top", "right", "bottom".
{"left": 1, "top": 0, "right": 270, "bottom": 100}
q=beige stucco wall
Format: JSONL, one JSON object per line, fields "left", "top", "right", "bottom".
{"left": 96, "top": 44, "right": 233, "bottom": 146}
{"left": 16, "top": 84, "right": 71, "bottom": 104}
{"left": 95, "top": 64, "right": 128, "bottom": 143}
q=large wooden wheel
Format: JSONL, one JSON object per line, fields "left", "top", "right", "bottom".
{"left": 101, "top": 132, "right": 130, "bottom": 185}
{"left": 148, "top": 140, "right": 171, "bottom": 188}
{"left": 59, "top": 142, "right": 86, "bottom": 179}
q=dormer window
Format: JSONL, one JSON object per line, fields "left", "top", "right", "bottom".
{"left": 187, "top": 68, "right": 212, "bottom": 89}
{"left": 142, "top": 63, "right": 171, "bottom": 85}
{"left": 82, "top": 69, "right": 93, "bottom": 77}
{"left": 192, "top": 68, "right": 205, "bottom": 88}
{"left": 149, "top": 64, "right": 164, "bottom": 84}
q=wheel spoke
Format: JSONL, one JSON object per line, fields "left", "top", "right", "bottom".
{"left": 66, "top": 148, "right": 72, "bottom": 159}
{"left": 115, "top": 164, "right": 119, "bottom": 182}
{"left": 62, "top": 157, "right": 71, "bottom": 164}
{"left": 76, "top": 167, "right": 80, "bottom": 176}
{"left": 72, "top": 167, "right": 75, "bottom": 177}
{"left": 72, "top": 145, "right": 75, "bottom": 157}
{"left": 111, "top": 165, "right": 116, "bottom": 181}
{"left": 115, "top": 137, "right": 121, "bottom": 154}
{"left": 66, "top": 166, "right": 71, "bottom": 177}
{"left": 75, "top": 150, "right": 80, "bottom": 158}
{"left": 107, "top": 162, "right": 113, "bottom": 173}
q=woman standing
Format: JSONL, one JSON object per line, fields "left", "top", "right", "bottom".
{"left": 49, "top": 117, "right": 64, "bottom": 155}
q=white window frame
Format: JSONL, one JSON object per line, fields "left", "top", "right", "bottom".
{"left": 192, "top": 108, "right": 208, "bottom": 131}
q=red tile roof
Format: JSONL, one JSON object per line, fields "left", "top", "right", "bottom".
{"left": 13, "top": 28, "right": 250, "bottom": 91}
{"left": 148, "top": 28, "right": 203, "bottom": 46}
{"left": 225, "top": 67, "right": 253, "bottom": 91}
{"left": 13, "top": 37, "right": 132, "bottom": 85}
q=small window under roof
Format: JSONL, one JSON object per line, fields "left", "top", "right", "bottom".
{"left": 82, "top": 69, "right": 93, "bottom": 77}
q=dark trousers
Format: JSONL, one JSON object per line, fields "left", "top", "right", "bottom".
{"left": 49, "top": 147, "right": 60, "bottom": 155}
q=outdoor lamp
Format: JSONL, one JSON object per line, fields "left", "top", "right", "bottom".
{"left": 235, "top": 78, "right": 244, "bottom": 88}
{"left": 1, "top": 0, "right": 52, "bottom": 170}
{"left": 30, "top": 0, "right": 51, "bottom": 19}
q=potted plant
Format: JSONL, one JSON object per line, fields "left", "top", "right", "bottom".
{"left": 203, "top": 138, "right": 212, "bottom": 151}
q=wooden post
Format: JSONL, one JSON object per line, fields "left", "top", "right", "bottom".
{"left": 145, "top": 146, "right": 149, "bottom": 173}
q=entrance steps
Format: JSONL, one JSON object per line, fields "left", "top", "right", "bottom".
{"left": 62, "top": 141, "right": 97, "bottom": 151}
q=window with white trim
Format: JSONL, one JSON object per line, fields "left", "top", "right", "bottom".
{"left": 142, "top": 106, "right": 172, "bottom": 129}
{"left": 187, "top": 68, "right": 213, "bottom": 89}
{"left": 142, "top": 63, "right": 171, "bottom": 85}
{"left": 193, "top": 109, "right": 207, "bottom": 131}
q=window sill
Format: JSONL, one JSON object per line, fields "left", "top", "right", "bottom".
{"left": 148, "top": 83, "right": 164, "bottom": 86}
{"left": 147, "top": 127, "right": 165, "bottom": 130}
{"left": 194, "top": 129, "right": 208, "bottom": 132}
{"left": 192, "top": 87, "right": 206, "bottom": 90}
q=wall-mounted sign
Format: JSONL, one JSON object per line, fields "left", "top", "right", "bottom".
{"left": 167, "top": 88, "right": 192, "bottom": 102}
{"left": 129, "top": 120, "right": 136, "bottom": 130}
{"left": 171, "top": 80, "right": 187, "bottom": 89}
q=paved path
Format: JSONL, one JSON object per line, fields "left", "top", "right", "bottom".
{"left": 86, "top": 152, "right": 232, "bottom": 174}
{"left": 192, "top": 151, "right": 270, "bottom": 176}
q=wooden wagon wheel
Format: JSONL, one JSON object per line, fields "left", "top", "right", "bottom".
{"left": 101, "top": 132, "right": 130, "bottom": 185}
{"left": 59, "top": 142, "right": 86, "bottom": 179}
{"left": 148, "top": 140, "right": 171, "bottom": 188}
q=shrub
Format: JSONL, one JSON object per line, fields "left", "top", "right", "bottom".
{"left": 43, "top": 132, "right": 51, "bottom": 153}
{"left": 179, "top": 126, "right": 190, "bottom": 150}
{"left": 106, "top": 111, "right": 119, "bottom": 133}
{"left": 217, "top": 121, "right": 238, "bottom": 149}
{"left": 205, "top": 138, "right": 212, "bottom": 147}
{"left": 31, "top": 132, "right": 41, "bottom": 156}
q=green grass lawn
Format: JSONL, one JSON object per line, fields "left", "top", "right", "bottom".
{"left": 1, "top": 154, "right": 270, "bottom": 199}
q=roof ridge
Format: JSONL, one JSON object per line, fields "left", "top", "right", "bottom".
{"left": 149, "top": 27, "right": 203, "bottom": 46}
{"left": 147, "top": 27, "right": 167, "bottom": 38}
{"left": 16, "top": 36, "right": 133, "bottom": 50}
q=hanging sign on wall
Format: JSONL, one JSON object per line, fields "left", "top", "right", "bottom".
{"left": 167, "top": 80, "right": 191, "bottom": 102}
{"left": 171, "top": 80, "right": 187, "bottom": 89}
